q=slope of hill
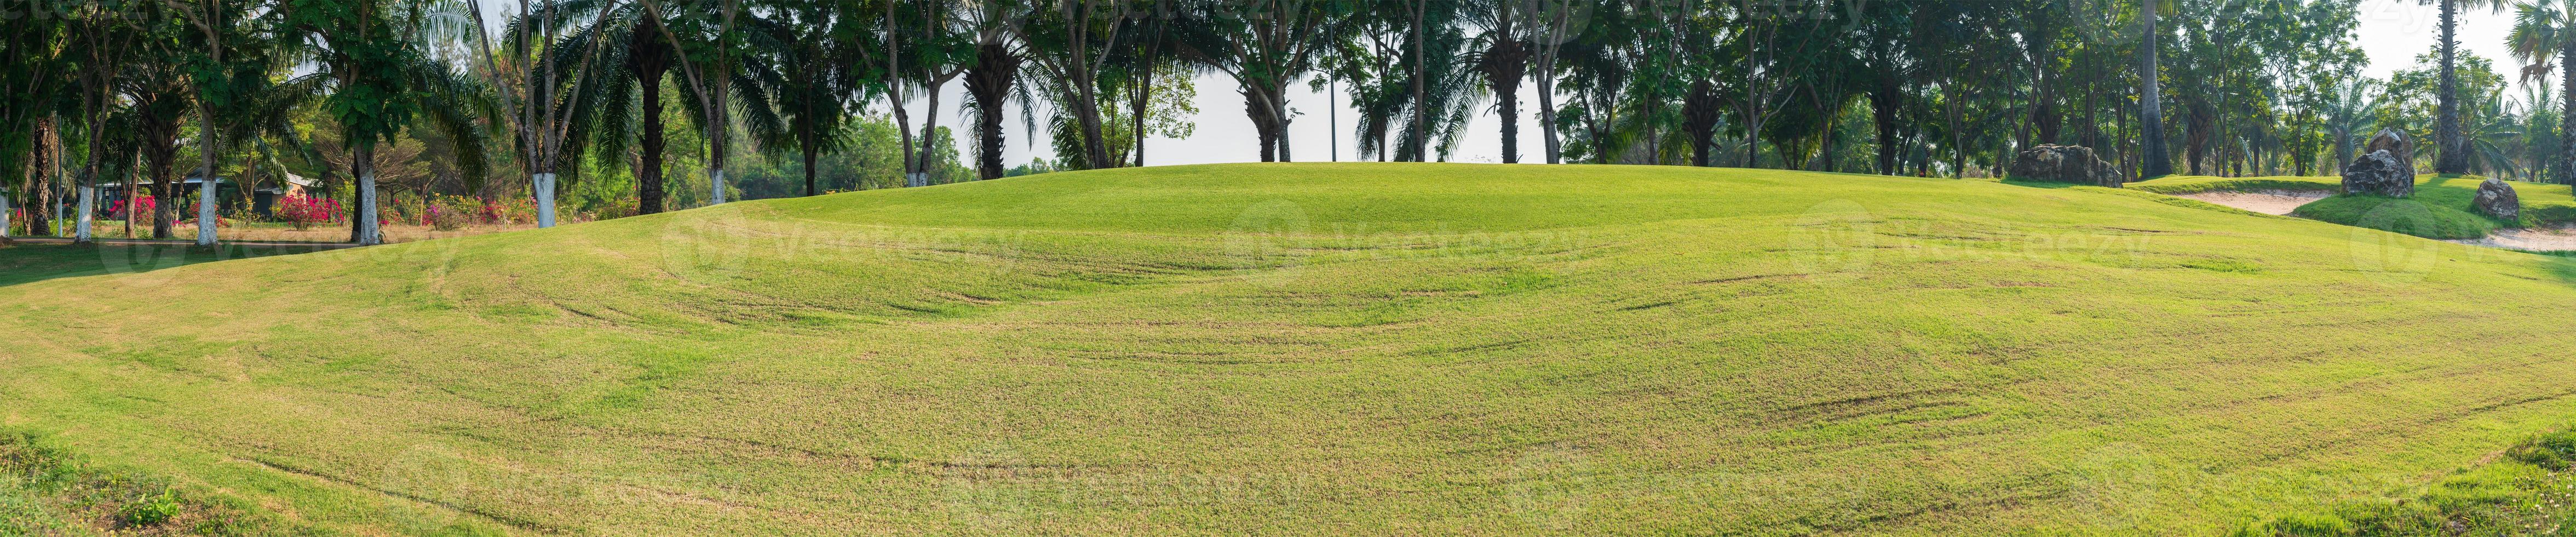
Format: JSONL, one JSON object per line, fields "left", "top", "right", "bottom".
{"left": 7, "top": 163, "right": 2576, "bottom": 534}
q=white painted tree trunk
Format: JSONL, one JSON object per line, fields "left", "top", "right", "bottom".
{"left": 2, "top": 187, "right": 13, "bottom": 239}
{"left": 906, "top": 172, "right": 927, "bottom": 188}
{"left": 708, "top": 169, "right": 725, "bottom": 204}
{"left": 74, "top": 186, "right": 93, "bottom": 243}
{"left": 534, "top": 173, "right": 557, "bottom": 228}
{"left": 194, "top": 178, "right": 217, "bottom": 245}
{"left": 357, "top": 172, "right": 381, "bottom": 245}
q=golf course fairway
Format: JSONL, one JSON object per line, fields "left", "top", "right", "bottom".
{"left": 6, "top": 163, "right": 2576, "bottom": 534}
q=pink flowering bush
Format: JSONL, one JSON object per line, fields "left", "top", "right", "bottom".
{"left": 420, "top": 195, "right": 474, "bottom": 231}
{"left": 276, "top": 194, "right": 340, "bottom": 230}
{"left": 117, "top": 196, "right": 157, "bottom": 228}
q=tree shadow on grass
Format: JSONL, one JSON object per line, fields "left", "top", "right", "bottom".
{"left": 0, "top": 242, "right": 337, "bottom": 288}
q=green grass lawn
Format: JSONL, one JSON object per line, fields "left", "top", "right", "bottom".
{"left": 10, "top": 163, "right": 2576, "bottom": 534}
{"left": 2129, "top": 174, "right": 2576, "bottom": 239}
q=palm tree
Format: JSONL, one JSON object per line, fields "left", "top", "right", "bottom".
{"left": 2511, "top": 0, "right": 2576, "bottom": 184}
{"left": 639, "top": 0, "right": 744, "bottom": 204}
{"left": 1465, "top": 1, "right": 1527, "bottom": 163}
{"left": 2320, "top": 79, "right": 2382, "bottom": 174}
{"left": 738, "top": 0, "right": 857, "bottom": 197}
{"left": 531, "top": 0, "right": 685, "bottom": 215}
{"left": 0, "top": 8, "right": 73, "bottom": 239}
{"left": 2430, "top": 0, "right": 2512, "bottom": 174}
{"left": 2457, "top": 87, "right": 2527, "bottom": 178}
{"left": 2140, "top": 0, "right": 2174, "bottom": 178}
{"left": 120, "top": 26, "right": 194, "bottom": 241}
{"left": 478, "top": 0, "right": 617, "bottom": 227}
{"left": 961, "top": 1, "right": 1026, "bottom": 180}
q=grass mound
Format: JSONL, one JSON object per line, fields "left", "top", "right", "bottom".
{"left": 2291, "top": 195, "right": 2498, "bottom": 239}
{"left": 9, "top": 163, "right": 2576, "bottom": 534}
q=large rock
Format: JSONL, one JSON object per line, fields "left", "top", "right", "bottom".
{"left": 2342, "top": 150, "right": 2414, "bottom": 197}
{"left": 2363, "top": 128, "right": 2414, "bottom": 174}
{"left": 2475, "top": 177, "right": 2521, "bottom": 221}
{"left": 2008, "top": 144, "right": 2123, "bottom": 187}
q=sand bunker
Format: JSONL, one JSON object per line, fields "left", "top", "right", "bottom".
{"left": 2170, "top": 190, "right": 2333, "bottom": 215}
{"left": 2450, "top": 226, "right": 2576, "bottom": 252}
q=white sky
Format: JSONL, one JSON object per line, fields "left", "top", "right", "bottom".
{"left": 2355, "top": 0, "right": 2521, "bottom": 83}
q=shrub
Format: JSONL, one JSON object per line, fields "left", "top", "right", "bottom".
{"left": 2510, "top": 430, "right": 2576, "bottom": 470}
{"left": 422, "top": 195, "right": 473, "bottom": 231}
{"left": 275, "top": 195, "right": 340, "bottom": 231}
{"left": 479, "top": 198, "right": 508, "bottom": 225}
{"left": 116, "top": 196, "right": 157, "bottom": 229}
{"left": 384, "top": 195, "right": 417, "bottom": 227}
{"left": 118, "top": 488, "right": 182, "bottom": 527}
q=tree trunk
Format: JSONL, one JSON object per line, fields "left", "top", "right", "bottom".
{"left": 1274, "top": 92, "right": 1293, "bottom": 162}
{"left": 149, "top": 152, "right": 173, "bottom": 240}
{"left": 2560, "top": 38, "right": 2576, "bottom": 185}
{"left": 2435, "top": 0, "right": 2466, "bottom": 174}
{"left": 2138, "top": 0, "right": 2172, "bottom": 178}
{"left": 77, "top": 92, "right": 101, "bottom": 244}
{"left": 638, "top": 62, "right": 668, "bottom": 214}
{"left": 355, "top": 141, "right": 381, "bottom": 245}
{"left": 1684, "top": 79, "right": 1720, "bottom": 167}
{"left": 1131, "top": 63, "right": 1149, "bottom": 167}
{"left": 631, "top": 18, "right": 672, "bottom": 214}
{"left": 1490, "top": 7, "right": 1522, "bottom": 164}
{"left": 890, "top": 87, "right": 917, "bottom": 186}
{"left": 195, "top": 101, "right": 219, "bottom": 245}
{"left": 1074, "top": 91, "right": 1112, "bottom": 169}
{"left": 533, "top": 173, "right": 556, "bottom": 227}
{"left": 967, "top": 41, "right": 1017, "bottom": 180}
{"left": 25, "top": 118, "right": 50, "bottom": 236}
{"left": 1407, "top": 0, "right": 1428, "bottom": 161}
{"left": 1536, "top": 64, "right": 1562, "bottom": 164}
{"left": 1247, "top": 89, "right": 1277, "bottom": 162}
{"left": 802, "top": 133, "right": 819, "bottom": 196}
{"left": 75, "top": 180, "right": 93, "bottom": 243}
{"left": 1947, "top": 84, "right": 1965, "bottom": 177}
{"left": 711, "top": 44, "right": 731, "bottom": 204}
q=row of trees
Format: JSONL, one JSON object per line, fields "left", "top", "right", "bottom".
{"left": 10, "top": 0, "right": 2576, "bottom": 247}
